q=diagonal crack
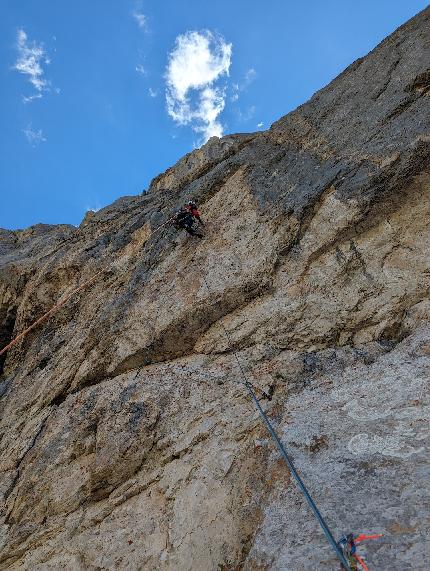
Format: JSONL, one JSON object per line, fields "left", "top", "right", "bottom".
{"left": 4, "top": 416, "right": 48, "bottom": 524}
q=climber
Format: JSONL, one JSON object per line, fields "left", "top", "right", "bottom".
{"left": 173, "top": 207, "right": 203, "bottom": 238}
{"left": 185, "top": 200, "right": 205, "bottom": 226}
{"left": 338, "top": 533, "right": 383, "bottom": 571}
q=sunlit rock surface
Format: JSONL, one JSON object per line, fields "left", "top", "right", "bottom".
{"left": 0, "top": 8, "right": 429, "bottom": 570}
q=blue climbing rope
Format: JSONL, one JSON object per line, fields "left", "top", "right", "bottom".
{"left": 201, "top": 273, "right": 351, "bottom": 571}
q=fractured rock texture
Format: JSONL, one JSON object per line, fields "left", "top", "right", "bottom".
{"left": 0, "top": 8, "right": 429, "bottom": 570}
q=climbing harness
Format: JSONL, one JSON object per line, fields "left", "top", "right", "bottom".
{"left": 200, "top": 273, "right": 352, "bottom": 571}
{"left": 338, "top": 534, "right": 383, "bottom": 571}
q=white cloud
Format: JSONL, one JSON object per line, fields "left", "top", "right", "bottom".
{"left": 165, "top": 30, "right": 232, "bottom": 143}
{"left": 257, "top": 121, "right": 264, "bottom": 127}
{"left": 148, "top": 87, "right": 158, "bottom": 97}
{"left": 135, "top": 63, "right": 146, "bottom": 75}
{"left": 22, "top": 124, "right": 46, "bottom": 146}
{"left": 14, "top": 29, "right": 51, "bottom": 100}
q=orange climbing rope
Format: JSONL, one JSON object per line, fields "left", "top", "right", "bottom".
{"left": 0, "top": 267, "right": 107, "bottom": 357}
{"left": 0, "top": 215, "right": 175, "bottom": 358}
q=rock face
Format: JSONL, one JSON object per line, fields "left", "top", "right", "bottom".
{"left": 0, "top": 8, "right": 429, "bottom": 570}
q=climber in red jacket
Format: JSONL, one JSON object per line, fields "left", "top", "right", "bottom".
{"left": 173, "top": 208, "right": 203, "bottom": 238}
{"left": 185, "top": 201, "right": 205, "bottom": 226}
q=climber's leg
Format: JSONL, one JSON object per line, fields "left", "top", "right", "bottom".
{"left": 183, "top": 224, "right": 203, "bottom": 238}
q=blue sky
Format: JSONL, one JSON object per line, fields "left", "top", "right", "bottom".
{"left": 1, "top": 0, "right": 427, "bottom": 230}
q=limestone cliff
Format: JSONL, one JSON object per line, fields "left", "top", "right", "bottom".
{"left": 0, "top": 8, "right": 429, "bottom": 570}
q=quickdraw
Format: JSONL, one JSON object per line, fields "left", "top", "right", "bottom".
{"left": 338, "top": 533, "right": 383, "bottom": 570}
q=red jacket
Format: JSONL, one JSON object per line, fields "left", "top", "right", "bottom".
{"left": 186, "top": 205, "right": 201, "bottom": 219}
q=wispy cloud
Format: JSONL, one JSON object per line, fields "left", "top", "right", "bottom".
{"left": 132, "top": 1, "right": 147, "bottom": 31}
{"left": 244, "top": 67, "right": 257, "bottom": 85}
{"left": 133, "top": 12, "right": 147, "bottom": 29}
{"left": 231, "top": 67, "right": 257, "bottom": 102}
{"left": 165, "top": 30, "right": 232, "bottom": 143}
{"left": 14, "top": 29, "right": 51, "bottom": 101}
{"left": 22, "top": 123, "right": 46, "bottom": 146}
{"left": 231, "top": 84, "right": 240, "bottom": 102}
{"left": 135, "top": 63, "right": 146, "bottom": 75}
{"left": 236, "top": 105, "right": 256, "bottom": 123}
{"left": 257, "top": 121, "right": 264, "bottom": 128}
{"left": 22, "top": 93, "right": 43, "bottom": 104}
{"left": 148, "top": 87, "right": 158, "bottom": 97}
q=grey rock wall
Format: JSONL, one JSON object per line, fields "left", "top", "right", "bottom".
{"left": 0, "top": 7, "right": 429, "bottom": 570}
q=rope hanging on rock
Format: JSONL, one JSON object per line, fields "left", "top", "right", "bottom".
{"left": 200, "top": 272, "right": 352, "bottom": 571}
{"left": 2, "top": 211, "right": 359, "bottom": 569}
{"left": 0, "top": 216, "right": 175, "bottom": 357}
{"left": 0, "top": 267, "right": 107, "bottom": 357}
